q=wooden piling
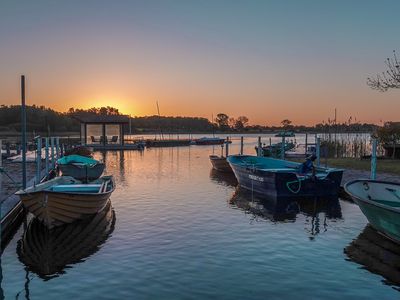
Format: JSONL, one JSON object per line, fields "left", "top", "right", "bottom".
{"left": 240, "top": 136, "right": 244, "bottom": 155}
{"left": 371, "top": 138, "right": 377, "bottom": 180}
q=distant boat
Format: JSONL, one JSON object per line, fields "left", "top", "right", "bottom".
{"left": 345, "top": 180, "right": 400, "bottom": 243}
{"left": 227, "top": 155, "right": 343, "bottom": 200}
{"left": 17, "top": 200, "right": 115, "bottom": 279}
{"left": 57, "top": 154, "right": 105, "bottom": 181}
{"left": 209, "top": 155, "right": 233, "bottom": 173}
{"left": 285, "top": 144, "right": 316, "bottom": 159}
{"left": 275, "top": 131, "right": 295, "bottom": 137}
{"left": 16, "top": 175, "right": 115, "bottom": 228}
{"left": 195, "top": 137, "right": 225, "bottom": 145}
{"left": 255, "top": 141, "right": 296, "bottom": 157}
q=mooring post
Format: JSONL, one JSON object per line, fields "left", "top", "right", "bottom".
{"left": 316, "top": 137, "right": 321, "bottom": 167}
{"left": 257, "top": 136, "right": 262, "bottom": 157}
{"left": 305, "top": 133, "right": 308, "bottom": 156}
{"left": 21, "top": 75, "right": 27, "bottom": 189}
{"left": 269, "top": 137, "right": 272, "bottom": 147}
{"left": 371, "top": 138, "right": 377, "bottom": 180}
{"left": 240, "top": 136, "right": 244, "bottom": 155}
{"left": 50, "top": 137, "right": 55, "bottom": 169}
{"left": 45, "top": 137, "right": 49, "bottom": 175}
{"left": 36, "top": 137, "right": 42, "bottom": 183}
{"left": 281, "top": 136, "right": 285, "bottom": 160}
{"left": 55, "top": 137, "right": 60, "bottom": 160}
{"left": 225, "top": 136, "right": 229, "bottom": 157}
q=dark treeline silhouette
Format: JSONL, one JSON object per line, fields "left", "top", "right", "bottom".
{"left": 0, "top": 105, "right": 381, "bottom": 134}
{"left": 0, "top": 104, "right": 78, "bottom": 133}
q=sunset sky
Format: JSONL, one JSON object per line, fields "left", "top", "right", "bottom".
{"left": 1, "top": 0, "right": 399, "bottom": 125}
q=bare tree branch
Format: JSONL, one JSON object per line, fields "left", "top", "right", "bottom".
{"left": 367, "top": 50, "right": 400, "bottom": 91}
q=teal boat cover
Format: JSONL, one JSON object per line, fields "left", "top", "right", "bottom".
{"left": 57, "top": 155, "right": 99, "bottom": 167}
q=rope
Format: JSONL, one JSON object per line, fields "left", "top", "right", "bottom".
{"left": 286, "top": 177, "right": 305, "bottom": 194}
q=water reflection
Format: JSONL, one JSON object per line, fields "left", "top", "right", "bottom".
{"left": 209, "top": 169, "right": 238, "bottom": 187}
{"left": 229, "top": 188, "right": 342, "bottom": 237}
{"left": 17, "top": 201, "right": 115, "bottom": 280}
{"left": 345, "top": 225, "right": 400, "bottom": 287}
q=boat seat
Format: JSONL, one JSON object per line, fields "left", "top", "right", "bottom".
{"left": 48, "top": 184, "right": 102, "bottom": 193}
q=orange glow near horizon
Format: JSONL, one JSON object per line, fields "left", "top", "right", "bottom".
{"left": 1, "top": 2, "right": 400, "bottom": 127}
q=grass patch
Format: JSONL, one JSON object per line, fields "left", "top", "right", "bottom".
{"left": 321, "top": 158, "right": 400, "bottom": 175}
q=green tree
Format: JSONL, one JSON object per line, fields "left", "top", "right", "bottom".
{"left": 376, "top": 122, "right": 400, "bottom": 159}
{"left": 215, "top": 113, "right": 230, "bottom": 130}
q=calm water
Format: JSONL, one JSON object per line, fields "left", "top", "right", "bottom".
{"left": 1, "top": 138, "right": 400, "bottom": 299}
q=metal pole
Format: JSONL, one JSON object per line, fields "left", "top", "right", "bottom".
{"left": 225, "top": 137, "right": 229, "bottom": 157}
{"left": 371, "top": 138, "right": 377, "bottom": 180}
{"left": 45, "top": 137, "right": 49, "bottom": 175}
{"left": 281, "top": 136, "right": 285, "bottom": 160}
{"left": 21, "top": 75, "right": 27, "bottom": 189}
{"left": 316, "top": 137, "right": 321, "bottom": 167}
{"left": 257, "top": 136, "right": 262, "bottom": 157}
{"left": 50, "top": 137, "right": 55, "bottom": 169}
{"left": 240, "top": 136, "right": 244, "bottom": 155}
{"left": 36, "top": 137, "right": 42, "bottom": 183}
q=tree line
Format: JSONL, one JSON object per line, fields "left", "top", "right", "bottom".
{"left": 0, "top": 104, "right": 384, "bottom": 134}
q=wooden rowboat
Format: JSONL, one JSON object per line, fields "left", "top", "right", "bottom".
{"left": 16, "top": 175, "right": 115, "bottom": 228}
{"left": 345, "top": 179, "right": 400, "bottom": 243}
{"left": 209, "top": 155, "right": 233, "bottom": 173}
{"left": 17, "top": 200, "right": 115, "bottom": 279}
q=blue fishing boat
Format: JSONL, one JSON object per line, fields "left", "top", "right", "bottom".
{"left": 57, "top": 154, "right": 105, "bottom": 181}
{"left": 345, "top": 180, "right": 400, "bottom": 243}
{"left": 227, "top": 155, "right": 343, "bottom": 200}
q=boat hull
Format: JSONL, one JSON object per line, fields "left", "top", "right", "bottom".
{"left": 209, "top": 155, "right": 233, "bottom": 173}
{"left": 18, "top": 176, "right": 115, "bottom": 228}
{"left": 345, "top": 180, "right": 400, "bottom": 243}
{"left": 58, "top": 163, "right": 105, "bottom": 181}
{"left": 228, "top": 155, "right": 343, "bottom": 200}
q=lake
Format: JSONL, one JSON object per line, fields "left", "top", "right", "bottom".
{"left": 1, "top": 138, "right": 399, "bottom": 299}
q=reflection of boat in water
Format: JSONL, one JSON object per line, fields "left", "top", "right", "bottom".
{"left": 209, "top": 169, "right": 238, "bottom": 187}
{"left": 17, "top": 200, "right": 115, "bottom": 279}
{"left": 345, "top": 225, "right": 400, "bottom": 286}
{"left": 229, "top": 188, "right": 342, "bottom": 225}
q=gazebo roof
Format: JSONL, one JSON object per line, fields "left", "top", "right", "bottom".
{"left": 73, "top": 114, "right": 129, "bottom": 124}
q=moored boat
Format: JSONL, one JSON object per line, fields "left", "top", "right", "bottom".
{"left": 227, "top": 155, "right": 343, "bottom": 200}
{"left": 209, "top": 155, "right": 233, "bottom": 173}
{"left": 195, "top": 137, "right": 225, "bottom": 145}
{"left": 255, "top": 141, "right": 296, "bottom": 157}
{"left": 57, "top": 154, "right": 105, "bottom": 181}
{"left": 16, "top": 175, "right": 115, "bottom": 228}
{"left": 275, "top": 131, "right": 295, "bottom": 137}
{"left": 344, "top": 180, "right": 400, "bottom": 243}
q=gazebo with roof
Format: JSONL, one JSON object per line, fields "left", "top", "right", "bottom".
{"left": 74, "top": 114, "right": 129, "bottom": 149}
